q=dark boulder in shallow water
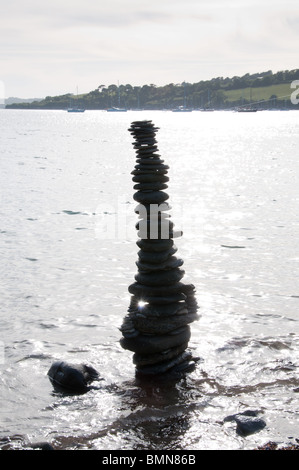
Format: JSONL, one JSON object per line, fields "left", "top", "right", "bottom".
{"left": 224, "top": 410, "right": 266, "bottom": 436}
{"left": 47, "top": 361, "right": 99, "bottom": 394}
{"left": 235, "top": 414, "right": 266, "bottom": 436}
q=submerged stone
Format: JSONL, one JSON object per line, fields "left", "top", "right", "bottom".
{"left": 47, "top": 361, "right": 99, "bottom": 393}
{"left": 224, "top": 410, "right": 267, "bottom": 436}
{"left": 235, "top": 415, "right": 267, "bottom": 436}
{"left": 135, "top": 351, "right": 194, "bottom": 376}
{"left": 133, "top": 342, "right": 189, "bottom": 366}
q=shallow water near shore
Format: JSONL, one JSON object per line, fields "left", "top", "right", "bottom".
{"left": 0, "top": 109, "right": 298, "bottom": 450}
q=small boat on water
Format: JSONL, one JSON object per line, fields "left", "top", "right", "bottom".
{"left": 107, "top": 107, "right": 127, "bottom": 112}
{"left": 172, "top": 82, "right": 192, "bottom": 112}
{"left": 67, "top": 108, "right": 85, "bottom": 113}
{"left": 67, "top": 87, "right": 85, "bottom": 112}
{"left": 107, "top": 82, "right": 127, "bottom": 112}
{"left": 236, "top": 107, "right": 258, "bottom": 113}
{"left": 172, "top": 106, "right": 192, "bottom": 112}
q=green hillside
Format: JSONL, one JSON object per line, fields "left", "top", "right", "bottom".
{"left": 6, "top": 68, "right": 299, "bottom": 110}
{"left": 224, "top": 83, "right": 293, "bottom": 107}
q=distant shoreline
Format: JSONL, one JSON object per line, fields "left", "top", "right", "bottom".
{"left": 5, "top": 68, "right": 299, "bottom": 111}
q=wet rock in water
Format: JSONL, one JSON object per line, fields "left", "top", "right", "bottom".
{"left": 235, "top": 414, "right": 266, "bottom": 436}
{"left": 256, "top": 441, "right": 299, "bottom": 450}
{"left": 224, "top": 410, "right": 266, "bottom": 436}
{"left": 30, "top": 442, "right": 54, "bottom": 450}
{"left": 120, "top": 120, "right": 200, "bottom": 377}
{"left": 47, "top": 361, "right": 99, "bottom": 393}
{"left": 0, "top": 435, "right": 55, "bottom": 451}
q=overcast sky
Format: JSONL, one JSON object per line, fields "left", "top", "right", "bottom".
{"left": 1, "top": 0, "right": 298, "bottom": 98}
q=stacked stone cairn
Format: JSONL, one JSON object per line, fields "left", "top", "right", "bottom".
{"left": 120, "top": 120, "right": 199, "bottom": 377}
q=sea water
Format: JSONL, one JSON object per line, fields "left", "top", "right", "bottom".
{"left": 0, "top": 109, "right": 298, "bottom": 450}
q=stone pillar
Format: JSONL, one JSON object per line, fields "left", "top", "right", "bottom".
{"left": 120, "top": 120, "right": 199, "bottom": 377}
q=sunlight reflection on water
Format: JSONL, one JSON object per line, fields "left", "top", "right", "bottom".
{"left": 0, "top": 110, "right": 298, "bottom": 450}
